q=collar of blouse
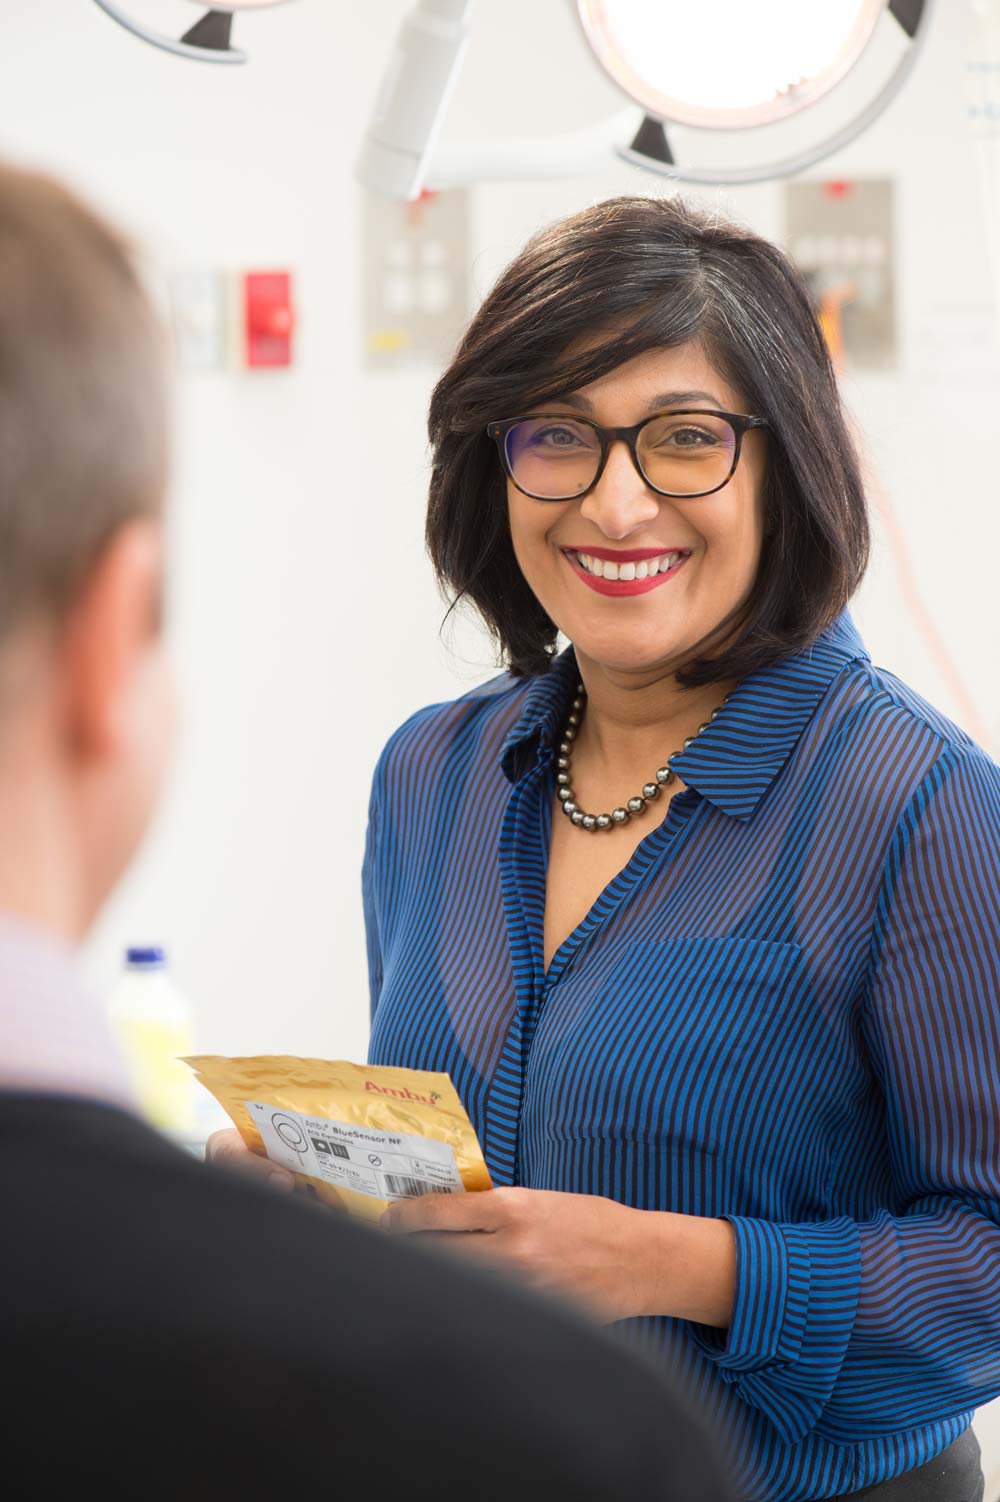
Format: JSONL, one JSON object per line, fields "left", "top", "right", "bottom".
{"left": 498, "top": 610, "right": 870, "bottom": 821}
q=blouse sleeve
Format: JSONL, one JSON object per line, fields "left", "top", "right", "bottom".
{"left": 361, "top": 774, "right": 384, "bottom": 1024}
{"left": 690, "top": 741, "right": 1000, "bottom": 1445}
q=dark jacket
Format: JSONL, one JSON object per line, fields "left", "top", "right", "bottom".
{"left": 1, "top": 1093, "right": 731, "bottom": 1500}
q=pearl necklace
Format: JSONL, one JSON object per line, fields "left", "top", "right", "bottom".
{"left": 556, "top": 682, "right": 729, "bottom": 832}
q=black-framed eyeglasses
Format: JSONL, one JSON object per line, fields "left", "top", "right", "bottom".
{"left": 486, "top": 409, "right": 768, "bottom": 502}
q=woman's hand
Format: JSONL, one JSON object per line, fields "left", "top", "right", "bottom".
{"left": 383, "top": 1186, "right": 656, "bottom": 1322}
{"left": 205, "top": 1128, "right": 295, "bottom": 1192}
{"left": 383, "top": 1187, "right": 737, "bottom": 1327}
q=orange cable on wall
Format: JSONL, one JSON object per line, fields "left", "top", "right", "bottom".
{"left": 866, "top": 468, "right": 995, "bottom": 752}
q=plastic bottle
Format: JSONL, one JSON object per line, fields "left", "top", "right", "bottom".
{"left": 107, "top": 947, "right": 195, "bottom": 1133}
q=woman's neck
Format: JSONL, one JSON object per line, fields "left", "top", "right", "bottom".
{"left": 569, "top": 660, "right": 735, "bottom": 781}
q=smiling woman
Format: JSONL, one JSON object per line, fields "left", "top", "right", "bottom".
{"left": 427, "top": 195, "right": 869, "bottom": 686}
{"left": 363, "top": 197, "right": 1000, "bottom": 1502}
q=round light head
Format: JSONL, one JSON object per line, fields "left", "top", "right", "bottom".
{"left": 576, "top": 0, "right": 886, "bottom": 130}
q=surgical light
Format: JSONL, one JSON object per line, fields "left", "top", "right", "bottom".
{"left": 577, "top": 0, "right": 885, "bottom": 130}
{"left": 357, "top": 0, "right": 937, "bottom": 197}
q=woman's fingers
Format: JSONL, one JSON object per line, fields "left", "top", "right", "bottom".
{"left": 205, "top": 1127, "right": 295, "bottom": 1192}
{"left": 383, "top": 1187, "right": 510, "bottom": 1235}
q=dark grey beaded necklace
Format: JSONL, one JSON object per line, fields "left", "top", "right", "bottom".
{"left": 556, "top": 681, "right": 729, "bottom": 832}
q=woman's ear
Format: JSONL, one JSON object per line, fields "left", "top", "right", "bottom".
{"left": 58, "top": 517, "right": 165, "bottom": 763}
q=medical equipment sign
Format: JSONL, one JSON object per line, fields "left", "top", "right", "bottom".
{"left": 245, "top": 1100, "right": 464, "bottom": 1201}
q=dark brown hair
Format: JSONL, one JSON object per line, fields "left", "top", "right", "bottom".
{"left": 426, "top": 195, "right": 869, "bottom": 684}
{"left": 0, "top": 161, "right": 167, "bottom": 645}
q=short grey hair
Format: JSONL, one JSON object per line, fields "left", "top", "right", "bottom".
{"left": 0, "top": 162, "right": 167, "bottom": 643}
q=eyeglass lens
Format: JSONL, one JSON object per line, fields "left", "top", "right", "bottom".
{"left": 504, "top": 414, "right": 738, "bottom": 499}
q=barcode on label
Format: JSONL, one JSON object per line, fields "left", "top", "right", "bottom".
{"left": 311, "top": 1137, "right": 350, "bottom": 1159}
{"left": 383, "top": 1174, "right": 456, "bottom": 1199}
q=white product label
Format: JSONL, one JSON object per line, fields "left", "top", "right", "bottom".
{"left": 245, "top": 1101, "right": 465, "bottom": 1201}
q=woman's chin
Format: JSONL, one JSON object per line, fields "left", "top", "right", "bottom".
{"left": 568, "top": 623, "right": 701, "bottom": 680}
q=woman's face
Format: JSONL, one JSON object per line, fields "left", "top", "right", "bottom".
{"left": 506, "top": 341, "right": 767, "bottom": 680}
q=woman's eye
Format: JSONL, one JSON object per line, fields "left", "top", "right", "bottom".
{"left": 664, "top": 426, "right": 716, "bottom": 448}
{"left": 534, "top": 425, "right": 586, "bottom": 447}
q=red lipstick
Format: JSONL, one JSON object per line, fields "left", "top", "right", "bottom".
{"left": 566, "top": 546, "right": 685, "bottom": 562}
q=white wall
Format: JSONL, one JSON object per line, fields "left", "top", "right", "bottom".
{"left": 0, "top": 0, "right": 992, "bottom": 1053}
{"left": 2, "top": 0, "right": 999, "bottom": 1480}
{"left": 3, "top": 0, "right": 442, "bottom": 1061}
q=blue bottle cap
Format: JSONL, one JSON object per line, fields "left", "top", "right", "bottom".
{"left": 126, "top": 946, "right": 166, "bottom": 967}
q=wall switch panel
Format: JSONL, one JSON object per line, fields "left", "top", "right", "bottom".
{"left": 362, "top": 189, "right": 469, "bottom": 369}
{"left": 785, "top": 179, "right": 896, "bottom": 370}
{"left": 169, "top": 268, "right": 229, "bottom": 371}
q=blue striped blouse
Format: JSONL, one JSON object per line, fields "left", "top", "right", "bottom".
{"left": 363, "top": 612, "right": 1000, "bottom": 1502}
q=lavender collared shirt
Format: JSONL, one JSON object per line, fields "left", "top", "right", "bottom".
{"left": 0, "top": 911, "right": 135, "bottom": 1111}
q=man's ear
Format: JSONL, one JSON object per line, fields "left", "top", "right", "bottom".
{"left": 60, "top": 517, "right": 164, "bottom": 762}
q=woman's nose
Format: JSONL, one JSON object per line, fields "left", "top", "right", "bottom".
{"left": 578, "top": 438, "right": 661, "bottom": 538}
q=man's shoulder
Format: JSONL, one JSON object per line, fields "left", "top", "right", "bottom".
{"left": 0, "top": 1093, "right": 728, "bottom": 1501}
{"left": 0, "top": 1094, "right": 505, "bottom": 1347}
{"left": 0, "top": 1095, "right": 554, "bottom": 1359}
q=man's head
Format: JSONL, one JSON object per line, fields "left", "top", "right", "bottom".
{"left": 0, "top": 162, "right": 173, "bottom": 937}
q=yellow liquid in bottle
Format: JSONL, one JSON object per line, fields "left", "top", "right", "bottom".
{"left": 113, "top": 1014, "right": 195, "bottom": 1132}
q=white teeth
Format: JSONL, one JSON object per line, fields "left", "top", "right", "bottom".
{"left": 573, "top": 550, "right": 686, "bottom": 578}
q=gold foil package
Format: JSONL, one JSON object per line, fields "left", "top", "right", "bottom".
{"left": 185, "top": 1055, "right": 492, "bottom": 1223}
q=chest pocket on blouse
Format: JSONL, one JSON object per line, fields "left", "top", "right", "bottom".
{"left": 525, "top": 935, "right": 807, "bottom": 1162}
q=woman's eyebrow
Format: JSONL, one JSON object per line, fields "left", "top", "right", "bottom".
{"left": 542, "top": 388, "right": 725, "bottom": 414}
{"left": 645, "top": 389, "right": 724, "bottom": 412}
